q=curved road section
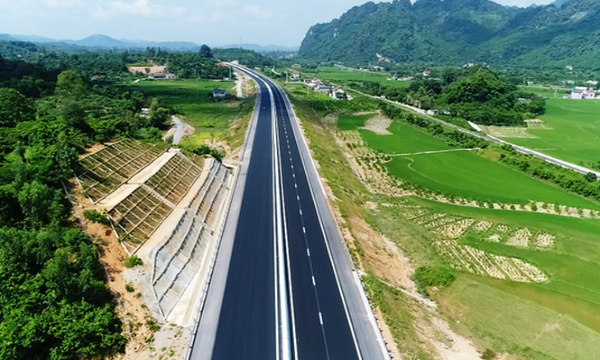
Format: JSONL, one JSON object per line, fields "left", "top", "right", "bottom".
{"left": 188, "top": 66, "right": 389, "bottom": 360}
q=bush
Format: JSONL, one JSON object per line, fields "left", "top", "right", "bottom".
{"left": 83, "top": 209, "right": 110, "bottom": 225}
{"left": 125, "top": 284, "right": 135, "bottom": 293}
{"left": 481, "top": 348, "right": 496, "bottom": 360}
{"left": 190, "top": 145, "right": 225, "bottom": 162}
{"left": 124, "top": 256, "right": 143, "bottom": 268}
{"left": 414, "top": 266, "right": 456, "bottom": 292}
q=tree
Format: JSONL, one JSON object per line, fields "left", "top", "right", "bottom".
{"left": 199, "top": 44, "right": 214, "bottom": 59}
{"left": 55, "top": 70, "right": 87, "bottom": 101}
{"left": 585, "top": 172, "right": 597, "bottom": 182}
{"left": 17, "top": 181, "right": 65, "bottom": 228}
{"left": 0, "top": 88, "right": 36, "bottom": 127}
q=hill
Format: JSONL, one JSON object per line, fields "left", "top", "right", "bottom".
{"left": 298, "top": 0, "right": 600, "bottom": 68}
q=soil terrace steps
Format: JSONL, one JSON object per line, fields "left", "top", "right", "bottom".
{"left": 149, "top": 160, "right": 232, "bottom": 319}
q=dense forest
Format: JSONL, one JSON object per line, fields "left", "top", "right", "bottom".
{"left": 0, "top": 43, "right": 204, "bottom": 357}
{"left": 299, "top": 0, "right": 600, "bottom": 69}
{"left": 357, "top": 66, "right": 545, "bottom": 126}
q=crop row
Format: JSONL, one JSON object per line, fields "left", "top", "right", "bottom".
{"left": 434, "top": 241, "right": 547, "bottom": 283}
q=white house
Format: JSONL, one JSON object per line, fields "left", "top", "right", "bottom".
{"left": 331, "top": 87, "right": 346, "bottom": 100}
{"left": 571, "top": 88, "right": 596, "bottom": 100}
{"left": 291, "top": 71, "right": 301, "bottom": 79}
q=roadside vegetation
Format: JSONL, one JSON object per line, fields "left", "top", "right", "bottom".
{"left": 0, "top": 43, "right": 244, "bottom": 358}
{"left": 281, "top": 68, "right": 600, "bottom": 358}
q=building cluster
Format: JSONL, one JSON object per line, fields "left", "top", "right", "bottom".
{"left": 149, "top": 73, "right": 176, "bottom": 80}
{"left": 305, "top": 77, "right": 347, "bottom": 100}
{"left": 567, "top": 86, "right": 597, "bottom": 100}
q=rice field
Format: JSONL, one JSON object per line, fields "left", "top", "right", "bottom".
{"left": 508, "top": 99, "right": 600, "bottom": 165}
{"left": 385, "top": 150, "right": 600, "bottom": 209}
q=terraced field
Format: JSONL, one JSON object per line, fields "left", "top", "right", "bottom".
{"left": 145, "top": 153, "right": 203, "bottom": 204}
{"left": 109, "top": 186, "right": 173, "bottom": 251}
{"left": 78, "top": 140, "right": 168, "bottom": 202}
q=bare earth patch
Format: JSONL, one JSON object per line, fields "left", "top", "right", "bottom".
{"left": 360, "top": 114, "right": 393, "bottom": 135}
{"left": 525, "top": 119, "right": 550, "bottom": 129}
{"left": 480, "top": 125, "right": 535, "bottom": 138}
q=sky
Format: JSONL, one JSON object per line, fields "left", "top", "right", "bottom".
{"left": 0, "top": 0, "right": 556, "bottom": 47}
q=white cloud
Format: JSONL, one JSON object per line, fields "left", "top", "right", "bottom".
{"left": 43, "top": 0, "right": 82, "bottom": 9}
{"left": 242, "top": 5, "right": 274, "bottom": 20}
{"left": 92, "top": 0, "right": 186, "bottom": 20}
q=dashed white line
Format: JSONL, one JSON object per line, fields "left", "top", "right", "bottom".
{"left": 307, "top": 248, "right": 311, "bottom": 257}
{"left": 312, "top": 276, "right": 316, "bottom": 286}
{"left": 302, "top": 227, "right": 306, "bottom": 234}
{"left": 319, "top": 313, "right": 323, "bottom": 325}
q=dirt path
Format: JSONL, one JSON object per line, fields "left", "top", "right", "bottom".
{"left": 387, "top": 148, "right": 480, "bottom": 156}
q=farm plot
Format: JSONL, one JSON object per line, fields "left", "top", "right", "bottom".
{"left": 145, "top": 153, "right": 202, "bottom": 205}
{"left": 109, "top": 187, "right": 173, "bottom": 252}
{"left": 434, "top": 241, "right": 545, "bottom": 283}
{"left": 78, "top": 140, "right": 168, "bottom": 202}
{"left": 385, "top": 150, "right": 600, "bottom": 210}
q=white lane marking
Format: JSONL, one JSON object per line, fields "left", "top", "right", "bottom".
{"left": 302, "top": 227, "right": 306, "bottom": 234}
{"left": 319, "top": 313, "right": 323, "bottom": 325}
{"left": 299, "top": 209, "right": 302, "bottom": 216}
{"left": 307, "top": 248, "right": 311, "bottom": 257}
{"left": 312, "top": 276, "right": 316, "bottom": 286}
{"left": 267, "top": 82, "right": 292, "bottom": 360}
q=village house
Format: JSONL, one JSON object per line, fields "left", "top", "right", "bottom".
{"left": 316, "top": 85, "right": 333, "bottom": 95}
{"left": 291, "top": 71, "right": 301, "bottom": 79}
{"left": 307, "top": 78, "right": 322, "bottom": 89}
{"left": 149, "top": 73, "right": 176, "bottom": 80}
{"left": 571, "top": 87, "right": 596, "bottom": 100}
{"left": 422, "top": 71, "right": 431, "bottom": 77}
{"left": 331, "top": 87, "right": 346, "bottom": 100}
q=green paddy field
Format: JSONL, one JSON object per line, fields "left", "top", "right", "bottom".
{"left": 505, "top": 99, "right": 600, "bottom": 165}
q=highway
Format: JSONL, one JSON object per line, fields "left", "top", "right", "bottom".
{"left": 188, "top": 66, "right": 389, "bottom": 360}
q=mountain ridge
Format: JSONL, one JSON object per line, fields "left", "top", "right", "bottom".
{"left": 299, "top": 0, "right": 600, "bottom": 68}
{"left": 0, "top": 34, "right": 296, "bottom": 53}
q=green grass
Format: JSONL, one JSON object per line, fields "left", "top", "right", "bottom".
{"left": 385, "top": 150, "right": 600, "bottom": 209}
{"left": 127, "top": 79, "right": 240, "bottom": 143}
{"left": 360, "top": 121, "right": 451, "bottom": 154}
{"left": 412, "top": 198, "right": 600, "bottom": 309}
{"left": 504, "top": 99, "right": 600, "bottom": 165}
{"left": 439, "top": 276, "right": 600, "bottom": 360}
{"left": 336, "top": 113, "right": 376, "bottom": 131}
{"left": 303, "top": 67, "right": 412, "bottom": 89}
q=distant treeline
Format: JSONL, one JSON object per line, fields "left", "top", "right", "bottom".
{"left": 356, "top": 66, "right": 545, "bottom": 127}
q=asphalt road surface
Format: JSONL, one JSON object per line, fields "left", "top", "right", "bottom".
{"left": 188, "top": 67, "right": 388, "bottom": 360}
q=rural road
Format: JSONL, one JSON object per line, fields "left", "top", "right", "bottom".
{"left": 171, "top": 116, "right": 186, "bottom": 145}
{"left": 349, "top": 89, "right": 600, "bottom": 179}
{"left": 187, "top": 65, "right": 389, "bottom": 360}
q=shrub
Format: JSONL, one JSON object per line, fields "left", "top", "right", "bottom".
{"left": 124, "top": 256, "right": 143, "bottom": 268}
{"left": 481, "top": 348, "right": 496, "bottom": 360}
{"left": 83, "top": 210, "right": 110, "bottom": 225}
{"left": 125, "top": 284, "right": 135, "bottom": 293}
{"left": 414, "top": 266, "right": 456, "bottom": 292}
